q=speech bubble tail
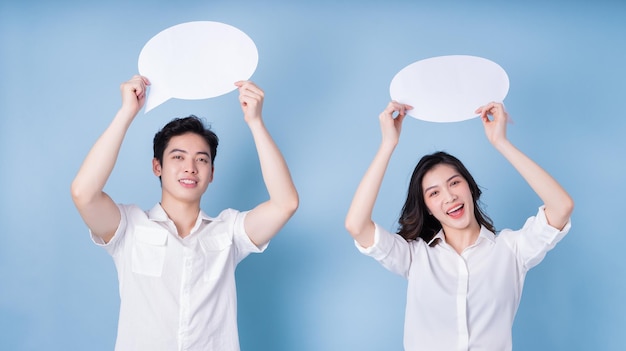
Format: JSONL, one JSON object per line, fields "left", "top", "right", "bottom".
{"left": 144, "top": 86, "right": 170, "bottom": 114}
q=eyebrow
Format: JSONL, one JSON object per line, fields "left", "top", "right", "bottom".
{"left": 168, "top": 149, "right": 211, "bottom": 158}
{"left": 423, "top": 174, "right": 461, "bottom": 193}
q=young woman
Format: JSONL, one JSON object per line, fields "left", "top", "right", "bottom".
{"left": 345, "top": 101, "right": 574, "bottom": 351}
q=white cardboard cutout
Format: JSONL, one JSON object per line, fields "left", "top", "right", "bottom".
{"left": 138, "top": 21, "right": 258, "bottom": 113}
{"left": 389, "top": 55, "right": 509, "bottom": 122}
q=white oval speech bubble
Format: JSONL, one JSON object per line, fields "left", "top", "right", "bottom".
{"left": 138, "top": 21, "right": 258, "bottom": 113}
{"left": 389, "top": 55, "right": 509, "bottom": 123}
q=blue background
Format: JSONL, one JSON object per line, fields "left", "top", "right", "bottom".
{"left": 1, "top": 0, "right": 625, "bottom": 350}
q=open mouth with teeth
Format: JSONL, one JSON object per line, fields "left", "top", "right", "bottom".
{"left": 446, "top": 204, "right": 464, "bottom": 217}
{"left": 179, "top": 179, "right": 198, "bottom": 186}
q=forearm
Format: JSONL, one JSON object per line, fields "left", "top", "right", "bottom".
{"left": 493, "top": 139, "right": 574, "bottom": 229}
{"left": 345, "top": 141, "right": 396, "bottom": 246}
{"left": 247, "top": 119, "right": 299, "bottom": 213}
{"left": 242, "top": 119, "right": 298, "bottom": 247}
{"left": 71, "top": 76, "right": 147, "bottom": 242}
{"left": 71, "top": 108, "right": 135, "bottom": 206}
{"left": 345, "top": 101, "right": 408, "bottom": 246}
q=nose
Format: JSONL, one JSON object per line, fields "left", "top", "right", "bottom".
{"left": 185, "top": 160, "right": 198, "bottom": 174}
{"left": 443, "top": 190, "right": 457, "bottom": 204}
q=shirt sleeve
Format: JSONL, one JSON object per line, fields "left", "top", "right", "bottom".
{"left": 89, "top": 203, "right": 128, "bottom": 256}
{"left": 500, "top": 205, "right": 571, "bottom": 270}
{"left": 355, "top": 222, "right": 413, "bottom": 278}
{"left": 232, "top": 210, "right": 268, "bottom": 264}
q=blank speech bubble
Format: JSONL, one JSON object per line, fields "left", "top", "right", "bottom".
{"left": 138, "top": 21, "right": 258, "bottom": 113}
{"left": 389, "top": 55, "right": 509, "bottom": 122}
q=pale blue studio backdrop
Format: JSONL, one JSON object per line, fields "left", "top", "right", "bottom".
{"left": 1, "top": 0, "right": 625, "bottom": 350}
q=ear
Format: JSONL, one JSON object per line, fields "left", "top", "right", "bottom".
{"left": 152, "top": 158, "right": 162, "bottom": 177}
{"left": 208, "top": 165, "right": 215, "bottom": 183}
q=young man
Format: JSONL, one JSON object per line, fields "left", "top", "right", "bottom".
{"left": 71, "top": 75, "right": 299, "bottom": 350}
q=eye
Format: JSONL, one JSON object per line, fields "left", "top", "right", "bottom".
{"left": 428, "top": 190, "right": 439, "bottom": 198}
{"left": 173, "top": 155, "right": 183, "bottom": 160}
{"left": 197, "top": 157, "right": 209, "bottom": 163}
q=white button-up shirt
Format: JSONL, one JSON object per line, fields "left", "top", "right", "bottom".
{"left": 92, "top": 203, "right": 266, "bottom": 351}
{"left": 356, "top": 206, "right": 571, "bottom": 351}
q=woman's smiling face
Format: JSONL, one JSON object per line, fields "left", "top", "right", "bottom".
{"left": 422, "top": 163, "right": 478, "bottom": 235}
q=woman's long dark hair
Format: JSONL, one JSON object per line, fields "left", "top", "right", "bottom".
{"left": 397, "top": 151, "right": 495, "bottom": 242}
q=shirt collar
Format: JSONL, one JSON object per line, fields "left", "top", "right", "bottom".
{"left": 147, "top": 203, "right": 219, "bottom": 223}
{"left": 427, "top": 225, "right": 496, "bottom": 247}
{"left": 477, "top": 226, "right": 496, "bottom": 243}
{"left": 427, "top": 230, "right": 446, "bottom": 246}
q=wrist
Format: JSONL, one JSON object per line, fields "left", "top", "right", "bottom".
{"left": 245, "top": 116, "right": 265, "bottom": 130}
{"left": 380, "top": 139, "right": 398, "bottom": 152}
{"left": 492, "top": 138, "right": 512, "bottom": 152}
{"left": 116, "top": 106, "right": 139, "bottom": 122}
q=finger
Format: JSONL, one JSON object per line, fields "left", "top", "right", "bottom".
{"left": 239, "top": 93, "right": 262, "bottom": 108}
{"left": 396, "top": 112, "right": 407, "bottom": 124}
{"left": 385, "top": 101, "right": 404, "bottom": 115}
{"left": 395, "top": 104, "right": 404, "bottom": 115}
{"left": 235, "top": 80, "right": 263, "bottom": 95}
{"left": 487, "top": 102, "right": 508, "bottom": 121}
{"left": 238, "top": 94, "right": 262, "bottom": 109}
{"left": 390, "top": 100, "right": 409, "bottom": 110}
{"left": 476, "top": 103, "right": 495, "bottom": 120}
{"left": 133, "top": 81, "right": 146, "bottom": 98}
{"left": 238, "top": 89, "right": 264, "bottom": 105}
{"left": 478, "top": 110, "right": 489, "bottom": 123}
{"left": 234, "top": 80, "right": 256, "bottom": 87}
{"left": 383, "top": 102, "right": 396, "bottom": 115}
{"left": 129, "top": 75, "right": 148, "bottom": 86}
{"left": 140, "top": 75, "right": 151, "bottom": 86}
{"left": 123, "top": 82, "right": 144, "bottom": 99}
{"left": 239, "top": 88, "right": 263, "bottom": 99}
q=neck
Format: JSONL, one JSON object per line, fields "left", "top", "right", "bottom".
{"left": 442, "top": 221, "right": 481, "bottom": 255}
{"left": 160, "top": 198, "right": 200, "bottom": 238}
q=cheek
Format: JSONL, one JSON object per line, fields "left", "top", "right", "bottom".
{"left": 161, "top": 164, "right": 180, "bottom": 178}
{"left": 463, "top": 188, "right": 475, "bottom": 203}
{"left": 424, "top": 198, "right": 438, "bottom": 214}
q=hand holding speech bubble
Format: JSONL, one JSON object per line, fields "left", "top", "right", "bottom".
{"left": 389, "top": 55, "right": 509, "bottom": 123}
{"left": 138, "top": 21, "right": 259, "bottom": 113}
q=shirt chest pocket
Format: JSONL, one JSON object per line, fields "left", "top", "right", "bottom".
{"left": 131, "top": 227, "right": 168, "bottom": 277}
{"left": 199, "top": 232, "right": 232, "bottom": 282}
